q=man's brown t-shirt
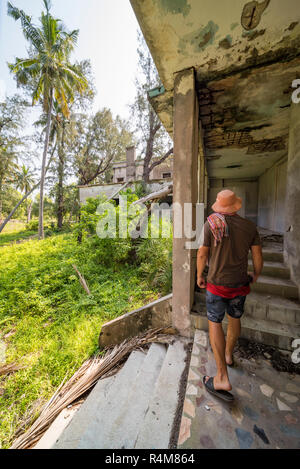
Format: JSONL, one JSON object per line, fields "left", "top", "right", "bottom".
{"left": 202, "top": 214, "right": 261, "bottom": 288}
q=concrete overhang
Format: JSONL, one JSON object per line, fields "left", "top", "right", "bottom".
{"left": 130, "top": 0, "right": 300, "bottom": 179}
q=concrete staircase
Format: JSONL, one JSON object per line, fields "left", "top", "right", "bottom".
{"left": 52, "top": 340, "right": 188, "bottom": 449}
{"left": 192, "top": 246, "right": 300, "bottom": 351}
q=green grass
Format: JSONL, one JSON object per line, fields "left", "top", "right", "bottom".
{"left": 0, "top": 233, "right": 158, "bottom": 448}
{"left": 1, "top": 221, "right": 26, "bottom": 233}
{"left": 0, "top": 220, "right": 36, "bottom": 246}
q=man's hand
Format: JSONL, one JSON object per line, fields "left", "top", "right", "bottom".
{"left": 247, "top": 272, "right": 259, "bottom": 283}
{"left": 250, "top": 245, "right": 263, "bottom": 284}
{"left": 197, "top": 276, "right": 206, "bottom": 289}
{"left": 197, "top": 246, "right": 210, "bottom": 290}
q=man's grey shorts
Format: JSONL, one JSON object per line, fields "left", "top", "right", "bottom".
{"left": 206, "top": 290, "right": 246, "bottom": 323}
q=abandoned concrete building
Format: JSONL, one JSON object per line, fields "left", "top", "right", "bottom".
{"left": 128, "top": 0, "right": 300, "bottom": 350}
{"left": 112, "top": 146, "right": 174, "bottom": 183}
{"left": 79, "top": 145, "right": 174, "bottom": 205}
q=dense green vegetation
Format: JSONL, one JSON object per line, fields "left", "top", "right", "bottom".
{"left": 1, "top": 0, "right": 174, "bottom": 450}
{"left": 0, "top": 203, "right": 172, "bottom": 448}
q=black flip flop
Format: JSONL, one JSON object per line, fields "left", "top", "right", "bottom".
{"left": 203, "top": 376, "right": 234, "bottom": 402}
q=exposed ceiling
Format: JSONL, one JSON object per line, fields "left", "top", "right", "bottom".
{"left": 130, "top": 0, "right": 300, "bottom": 179}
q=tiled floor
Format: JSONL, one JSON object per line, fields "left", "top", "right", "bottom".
{"left": 178, "top": 330, "right": 300, "bottom": 449}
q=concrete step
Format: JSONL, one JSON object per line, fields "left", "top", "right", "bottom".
{"left": 248, "top": 260, "right": 290, "bottom": 279}
{"left": 249, "top": 249, "right": 283, "bottom": 263}
{"left": 53, "top": 349, "right": 146, "bottom": 449}
{"left": 77, "top": 343, "right": 167, "bottom": 449}
{"left": 34, "top": 404, "right": 82, "bottom": 449}
{"left": 193, "top": 291, "right": 300, "bottom": 325}
{"left": 191, "top": 312, "right": 300, "bottom": 351}
{"left": 244, "top": 292, "right": 300, "bottom": 324}
{"left": 252, "top": 275, "right": 298, "bottom": 300}
{"left": 135, "top": 340, "right": 187, "bottom": 449}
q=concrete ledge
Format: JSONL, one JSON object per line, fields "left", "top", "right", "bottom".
{"left": 98, "top": 294, "right": 172, "bottom": 349}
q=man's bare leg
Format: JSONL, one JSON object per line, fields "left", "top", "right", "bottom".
{"left": 225, "top": 316, "right": 241, "bottom": 366}
{"left": 205, "top": 321, "right": 232, "bottom": 391}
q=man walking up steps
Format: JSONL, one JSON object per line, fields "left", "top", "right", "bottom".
{"left": 197, "top": 190, "right": 263, "bottom": 401}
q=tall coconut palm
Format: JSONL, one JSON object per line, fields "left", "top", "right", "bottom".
{"left": 0, "top": 152, "right": 19, "bottom": 221}
{"left": 8, "top": 0, "right": 87, "bottom": 239}
{"left": 35, "top": 99, "right": 67, "bottom": 229}
{"left": 15, "top": 165, "right": 36, "bottom": 223}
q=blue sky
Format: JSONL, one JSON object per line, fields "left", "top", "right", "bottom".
{"left": 0, "top": 0, "right": 140, "bottom": 119}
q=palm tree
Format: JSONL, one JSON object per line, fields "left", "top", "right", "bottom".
{"left": 15, "top": 165, "right": 36, "bottom": 223}
{"left": 8, "top": 0, "right": 87, "bottom": 239}
{"left": 35, "top": 99, "right": 67, "bottom": 229}
{"left": 0, "top": 152, "right": 19, "bottom": 222}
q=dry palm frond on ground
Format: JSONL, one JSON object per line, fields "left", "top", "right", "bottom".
{"left": 11, "top": 327, "right": 176, "bottom": 449}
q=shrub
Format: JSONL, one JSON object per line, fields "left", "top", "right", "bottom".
{"left": 74, "top": 189, "right": 142, "bottom": 265}
{"left": 26, "top": 220, "right": 39, "bottom": 231}
{"left": 136, "top": 217, "right": 173, "bottom": 295}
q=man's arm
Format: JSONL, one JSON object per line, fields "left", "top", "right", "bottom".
{"left": 197, "top": 246, "right": 210, "bottom": 288}
{"left": 250, "top": 245, "right": 263, "bottom": 283}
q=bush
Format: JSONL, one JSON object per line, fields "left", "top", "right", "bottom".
{"left": 136, "top": 218, "right": 173, "bottom": 295}
{"left": 74, "top": 189, "right": 141, "bottom": 265}
{"left": 134, "top": 181, "right": 148, "bottom": 199}
{"left": 26, "top": 220, "right": 39, "bottom": 231}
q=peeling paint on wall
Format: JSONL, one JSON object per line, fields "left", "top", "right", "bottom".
{"left": 159, "top": 0, "right": 191, "bottom": 17}
{"left": 287, "top": 21, "right": 298, "bottom": 31}
{"left": 179, "top": 21, "right": 219, "bottom": 54}
{"left": 219, "top": 35, "right": 233, "bottom": 49}
{"left": 231, "top": 22, "right": 239, "bottom": 31}
{"left": 176, "top": 70, "right": 194, "bottom": 96}
{"left": 243, "top": 29, "right": 266, "bottom": 41}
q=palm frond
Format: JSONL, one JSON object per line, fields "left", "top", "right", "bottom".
{"left": 43, "top": 0, "right": 52, "bottom": 14}
{"left": 59, "top": 65, "right": 88, "bottom": 92}
{"left": 32, "top": 76, "right": 44, "bottom": 106}
{"left": 54, "top": 84, "right": 69, "bottom": 118}
{"left": 8, "top": 62, "right": 32, "bottom": 86}
{"left": 8, "top": 3, "right": 43, "bottom": 51}
{"left": 9, "top": 57, "right": 39, "bottom": 73}
{"left": 40, "top": 11, "right": 57, "bottom": 46}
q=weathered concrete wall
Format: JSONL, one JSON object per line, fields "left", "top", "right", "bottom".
{"left": 131, "top": 0, "right": 300, "bottom": 90}
{"left": 208, "top": 179, "right": 258, "bottom": 224}
{"left": 126, "top": 146, "right": 136, "bottom": 181}
{"left": 79, "top": 180, "right": 172, "bottom": 205}
{"left": 113, "top": 163, "right": 126, "bottom": 183}
{"left": 258, "top": 158, "right": 287, "bottom": 232}
{"left": 172, "top": 68, "right": 199, "bottom": 338}
{"left": 79, "top": 183, "right": 124, "bottom": 205}
{"left": 151, "top": 158, "right": 173, "bottom": 180}
{"left": 98, "top": 294, "right": 172, "bottom": 348}
{"left": 285, "top": 104, "right": 300, "bottom": 293}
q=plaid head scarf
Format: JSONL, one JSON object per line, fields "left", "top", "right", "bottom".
{"left": 207, "top": 213, "right": 229, "bottom": 246}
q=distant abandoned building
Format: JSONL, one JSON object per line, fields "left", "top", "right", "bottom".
{"left": 79, "top": 145, "right": 173, "bottom": 205}
{"left": 112, "top": 146, "right": 174, "bottom": 184}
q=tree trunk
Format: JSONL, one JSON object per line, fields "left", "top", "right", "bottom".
{"left": 143, "top": 109, "right": 157, "bottom": 182}
{"left": 0, "top": 177, "right": 3, "bottom": 223}
{"left": 57, "top": 124, "right": 65, "bottom": 230}
{"left": 0, "top": 141, "right": 57, "bottom": 234}
{"left": 27, "top": 200, "right": 33, "bottom": 224}
{"left": 39, "top": 92, "right": 53, "bottom": 240}
{"left": 0, "top": 184, "right": 38, "bottom": 233}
